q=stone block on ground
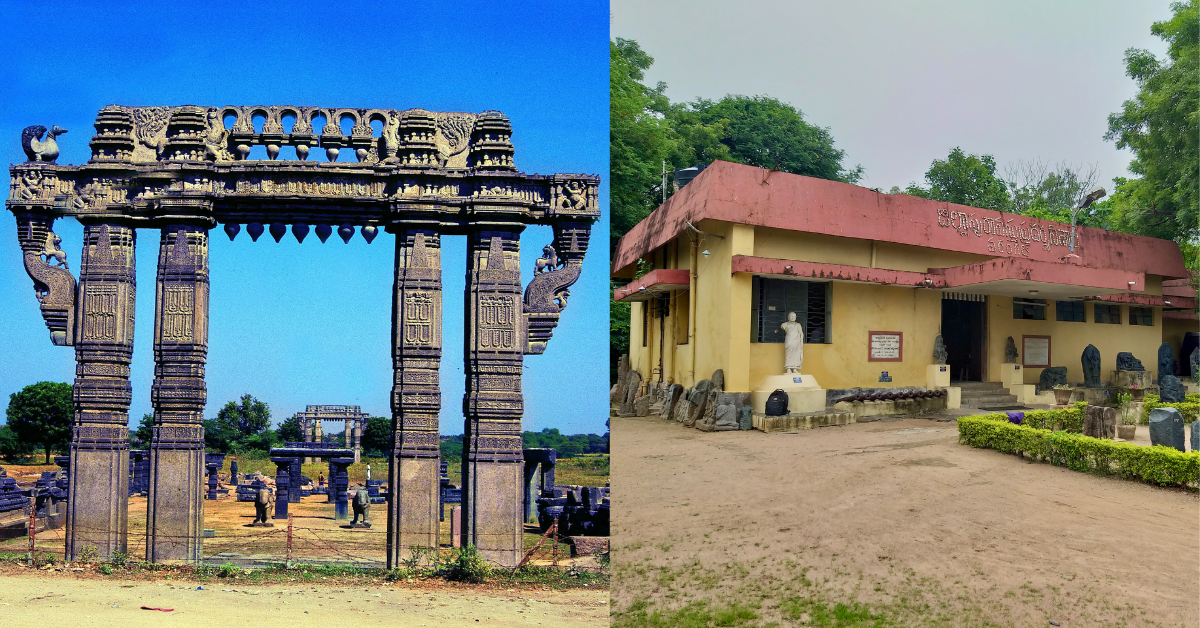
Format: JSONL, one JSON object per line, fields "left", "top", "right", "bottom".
{"left": 633, "top": 394, "right": 652, "bottom": 417}
{"left": 661, "top": 384, "right": 684, "bottom": 418}
{"left": 618, "top": 401, "right": 635, "bottom": 417}
{"left": 738, "top": 406, "right": 753, "bottom": 430}
{"left": 1191, "top": 419, "right": 1199, "bottom": 453}
{"left": 1159, "top": 374, "right": 1186, "bottom": 402}
{"left": 624, "top": 371, "right": 642, "bottom": 404}
{"left": 713, "top": 404, "right": 739, "bottom": 431}
{"left": 1149, "top": 407, "right": 1185, "bottom": 451}
{"left": 1082, "top": 405, "right": 1117, "bottom": 439}
{"left": 710, "top": 369, "right": 725, "bottom": 392}
{"left": 569, "top": 536, "right": 609, "bottom": 557}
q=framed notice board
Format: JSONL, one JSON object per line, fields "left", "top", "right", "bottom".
{"left": 1022, "top": 335, "right": 1051, "bottom": 368}
{"left": 868, "top": 331, "right": 903, "bottom": 362}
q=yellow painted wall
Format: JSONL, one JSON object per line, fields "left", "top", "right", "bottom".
{"left": 1162, "top": 316, "right": 1197, "bottom": 366}
{"left": 748, "top": 283, "right": 942, "bottom": 390}
{"left": 986, "top": 297, "right": 1164, "bottom": 384}
{"left": 624, "top": 219, "right": 1175, "bottom": 393}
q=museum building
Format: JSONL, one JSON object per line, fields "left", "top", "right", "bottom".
{"left": 612, "top": 160, "right": 1196, "bottom": 404}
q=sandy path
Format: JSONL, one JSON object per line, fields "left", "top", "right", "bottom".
{"left": 611, "top": 415, "right": 1198, "bottom": 627}
{"left": 0, "top": 572, "right": 608, "bottom": 627}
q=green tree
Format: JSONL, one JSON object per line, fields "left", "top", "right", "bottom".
{"left": 1104, "top": 0, "right": 1198, "bottom": 243}
{"left": 361, "top": 416, "right": 391, "bottom": 457}
{"left": 6, "top": 381, "right": 73, "bottom": 463}
{"left": 610, "top": 38, "right": 677, "bottom": 248}
{"left": 1005, "top": 160, "right": 1102, "bottom": 225}
{"left": 276, "top": 413, "right": 303, "bottom": 443}
{"left": 904, "top": 148, "right": 1011, "bottom": 211}
{"left": 0, "top": 425, "right": 34, "bottom": 461}
{"left": 203, "top": 418, "right": 233, "bottom": 452}
{"left": 130, "top": 413, "right": 154, "bottom": 448}
{"left": 669, "top": 95, "right": 862, "bottom": 183}
{"left": 215, "top": 394, "right": 271, "bottom": 438}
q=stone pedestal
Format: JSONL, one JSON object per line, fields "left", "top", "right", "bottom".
{"left": 751, "top": 373, "right": 826, "bottom": 414}
{"left": 67, "top": 223, "right": 136, "bottom": 562}
{"left": 272, "top": 458, "right": 291, "bottom": 520}
{"left": 386, "top": 229, "right": 442, "bottom": 568}
{"left": 927, "top": 364, "right": 951, "bottom": 389}
{"left": 146, "top": 226, "right": 209, "bottom": 564}
{"left": 1112, "top": 370, "right": 1149, "bottom": 388}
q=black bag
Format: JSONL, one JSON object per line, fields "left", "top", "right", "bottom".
{"left": 764, "top": 389, "right": 789, "bottom": 416}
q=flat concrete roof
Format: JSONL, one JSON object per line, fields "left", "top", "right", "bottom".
{"left": 612, "top": 161, "right": 1189, "bottom": 283}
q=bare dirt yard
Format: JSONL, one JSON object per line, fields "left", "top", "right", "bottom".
{"left": 0, "top": 569, "right": 608, "bottom": 627}
{"left": 610, "top": 414, "right": 1198, "bottom": 627}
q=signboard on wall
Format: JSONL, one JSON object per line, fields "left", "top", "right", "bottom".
{"left": 868, "top": 331, "right": 903, "bottom": 362}
{"left": 1022, "top": 335, "right": 1051, "bottom": 368}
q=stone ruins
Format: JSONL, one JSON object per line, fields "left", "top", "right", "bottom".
{"left": 7, "top": 104, "right": 599, "bottom": 568}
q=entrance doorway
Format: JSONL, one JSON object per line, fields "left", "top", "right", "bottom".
{"left": 941, "top": 294, "right": 986, "bottom": 382}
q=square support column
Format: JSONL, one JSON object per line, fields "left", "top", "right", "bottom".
{"left": 67, "top": 223, "right": 136, "bottom": 562}
{"left": 330, "top": 458, "right": 353, "bottom": 520}
{"left": 386, "top": 229, "right": 442, "bottom": 568}
{"left": 146, "top": 226, "right": 210, "bottom": 564}
{"left": 462, "top": 230, "right": 525, "bottom": 568}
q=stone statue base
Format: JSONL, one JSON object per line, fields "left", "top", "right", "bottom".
{"left": 344, "top": 522, "right": 372, "bottom": 529}
{"left": 927, "top": 364, "right": 950, "bottom": 389}
{"left": 1112, "top": 370, "right": 1148, "bottom": 389}
{"left": 248, "top": 522, "right": 274, "bottom": 527}
{"left": 751, "top": 373, "right": 825, "bottom": 414}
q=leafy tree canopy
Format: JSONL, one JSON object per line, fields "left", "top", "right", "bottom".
{"left": 0, "top": 425, "right": 34, "bottom": 461}
{"left": 361, "top": 416, "right": 391, "bottom": 457}
{"left": 276, "top": 414, "right": 304, "bottom": 443}
{"left": 903, "top": 147, "right": 1011, "bottom": 212}
{"left": 131, "top": 413, "right": 153, "bottom": 448}
{"left": 669, "top": 95, "right": 862, "bottom": 184}
{"left": 215, "top": 394, "right": 271, "bottom": 437}
{"left": 5, "top": 381, "right": 72, "bottom": 464}
{"left": 1104, "top": 0, "right": 1198, "bottom": 244}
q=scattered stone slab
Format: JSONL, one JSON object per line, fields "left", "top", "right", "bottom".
{"left": 633, "top": 394, "right": 652, "bottom": 417}
{"left": 569, "top": 536, "right": 609, "bottom": 557}
{"left": 1149, "top": 407, "right": 1185, "bottom": 452}
{"left": 753, "top": 410, "right": 855, "bottom": 433}
{"left": 1116, "top": 352, "right": 1145, "bottom": 371}
{"left": 1082, "top": 405, "right": 1116, "bottom": 439}
{"left": 1159, "top": 374, "right": 1186, "bottom": 403}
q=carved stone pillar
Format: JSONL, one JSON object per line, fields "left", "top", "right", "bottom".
{"left": 352, "top": 419, "right": 362, "bottom": 463}
{"left": 386, "top": 229, "right": 442, "bottom": 568}
{"left": 146, "top": 226, "right": 209, "bottom": 563}
{"left": 67, "top": 222, "right": 136, "bottom": 561}
{"left": 462, "top": 229, "right": 525, "bottom": 568}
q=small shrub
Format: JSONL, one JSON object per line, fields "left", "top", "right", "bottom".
{"left": 446, "top": 545, "right": 490, "bottom": 583}
{"left": 98, "top": 564, "right": 113, "bottom": 575}
{"left": 108, "top": 550, "right": 127, "bottom": 567}
{"left": 78, "top": 544, "right": 98, "bottom": 564}
{"left": 217, "top": 561, "right": 240, "bottom": 578}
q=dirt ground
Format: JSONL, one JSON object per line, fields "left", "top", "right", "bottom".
{"left": 0, "top": 571, "right": 608, "bottom": 627}
{"left": 610, "top": 414, "right": 1199, "bottom": 627}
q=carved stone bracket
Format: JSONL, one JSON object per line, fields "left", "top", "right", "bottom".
{"left": 522, "top": 221, "right": 591, "bottom": 355}
{"left": 14, "top": 214, "right": 76, "bottom": 345}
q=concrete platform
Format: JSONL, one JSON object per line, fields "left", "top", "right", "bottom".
{"left": 752, "top": 410, "right": 855, "bottom": 433}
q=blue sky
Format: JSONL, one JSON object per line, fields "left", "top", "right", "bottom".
{"left": 0, "top": 0, "right": 609, "bottom": 436}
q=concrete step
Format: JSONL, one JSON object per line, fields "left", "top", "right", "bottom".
{"left": 961, "top": 395, "right": 1020, "bottom": 408}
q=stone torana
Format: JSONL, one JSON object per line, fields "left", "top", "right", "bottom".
{"left": 7, "top": 104, "right": 600, "bottom": 569}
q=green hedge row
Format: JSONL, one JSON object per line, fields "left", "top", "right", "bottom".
{"left": 969, "top": 402, "right": 1087, "bottom": 433}
{"left": 1141, "top": 393, "right": 1200, "bottom": 425}
{"left": 958, "top": 415, "right": 1199, "bottom": 487}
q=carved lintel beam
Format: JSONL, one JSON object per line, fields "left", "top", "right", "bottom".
{"left": 13, "top": 212, "right": 77, "bottom": 346}
{"left": 522, "top": 221, "right": 591, "bottom": 355}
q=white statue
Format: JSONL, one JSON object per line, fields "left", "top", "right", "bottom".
{"left": 365, "top": 464, "right": 371, "bottom": 482}
{"left": 781, "top": 311, "right": 805, "bottom": 373}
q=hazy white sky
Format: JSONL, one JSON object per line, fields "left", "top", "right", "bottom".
{"left": 611, "top": 0, "right": 1173, "bottom": 190}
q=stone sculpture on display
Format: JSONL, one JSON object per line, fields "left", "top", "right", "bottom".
{"left": 1081, "top": 344, "right": 1102, "bottom": 388}
{"left": 1115, "top": 352, "right": 1144, "bottom": 371}
{"left": 251, "top": 487, "right": 273, "bottom": 527}
{"left": 1159, "top": 373, "right": 1187, "bottom": 403}
{"left": 1004, "top": 337, "right": 1018, "bottom": 363}
{"left": 1148, "top": 407, "right": 1186, "bottom": 452}
{"left": 5, "top": 104, "right": 599, "bottom": 569}
{"left": 350, "top": 489, "right": 372, "bottom": 528}
{"left": 933, "top": 335, "right": 948, "bottom": 365}
{"left": 781, "top": 312, "right": 804, "bottom": 373}
{"left": 1158, "top": 343, "right": 1175, "bottom": 382}
{"left": 1036, "top": 367, "right": 1068, "bottom": 394}
{"left": 1190, "top": 347, "right": 1199, "bottom": 382}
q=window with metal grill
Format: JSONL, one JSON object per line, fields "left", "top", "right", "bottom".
{"left": 1129, "top": 306, "right": 1153, "bottom": 326}
{"left": 1013, "top": 298, "right": 1046, "bottom": 320}
{"left": 1055, "top": 300, "right": 1085, "bottom": 322}
{"left": 751, "top": 278, "right": 830, "bottom": 344}
{"left": 1094, "top": 303, "right": 1121, "bottom": 324}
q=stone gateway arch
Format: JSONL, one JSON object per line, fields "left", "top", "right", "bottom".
{"left": 7, "top": 105, "right": 599, "bottom": 568}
